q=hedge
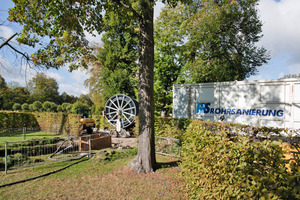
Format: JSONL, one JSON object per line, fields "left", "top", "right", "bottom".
{"left": 0, "top": 111, "right": 81, "bottom": 136}
{"left": 0, "top": 111, "right": 39, "bottom": 129}
{"left": 180, "top": 120, "right": 300, "bottom": 199}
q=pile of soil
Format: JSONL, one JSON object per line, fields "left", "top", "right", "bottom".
{"left": 111, "top": 137, "right": 138, "bottom": 148}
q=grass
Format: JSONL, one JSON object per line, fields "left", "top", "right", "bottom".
{"left": 0, "top": 131, "right": 65, "bottom": 143}
{"left": 0, "top": 151, "right": 186, "bottom": 200}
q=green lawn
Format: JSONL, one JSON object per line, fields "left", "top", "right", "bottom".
{"left": 0, "top": 151, "right": 185, "bottom": 200}
{"left": 0, "top": 131, "right": 65, "bottom": 143}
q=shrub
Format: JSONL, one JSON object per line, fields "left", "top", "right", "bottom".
{"left": 154, "top": 117, "right": 184, "bottom": 139}
{"left": 43, "top": 101, "right": 52, "bottom": 112}
{"left": 21, "top": 103, "right": 29, "bottom": 111}
{"left": 32, "top": 101, "right": 42, "bottom": 111}
{"left": 180, "top": 120, "right": 300, "bottom": 199}
{"left": 13, "top": 103, "right": 21, "bottom": 111}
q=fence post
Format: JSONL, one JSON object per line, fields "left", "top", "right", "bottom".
{"left": 5, "top": 142, "right": 7, "bottom": 175}
{"left": 22, "top": 127, "right": 26, "bottom": 141}
{"left": 89, "top": 135, "right": 91, "bottom": 159}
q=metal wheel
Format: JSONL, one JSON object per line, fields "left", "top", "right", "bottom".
{"left": 110, "top": 129, "right": 118, "bottom": 138}
{"left": 104, "top": 94, "right": 137, "bottom": 128}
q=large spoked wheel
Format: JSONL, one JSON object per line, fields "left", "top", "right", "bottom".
{"left": 104, "top": 94, "right": 137, "bottom": 129}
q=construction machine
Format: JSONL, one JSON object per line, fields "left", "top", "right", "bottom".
{"left": 77, "top": 109, "right": 95, "bottom": 135}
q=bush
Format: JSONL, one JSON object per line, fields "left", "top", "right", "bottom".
{"left": 43, "top": 101, "right": 52, "bottom": 112}
{"left": 32, "top": 101, "right": 42, "bottom": 111}
{"left": 180, "top": 120, "right": 300, "bottom": 199}
{"left": 13, "top": 103, "right": 21, "bottom": 111}
{"left": 21, "top": 103, "right": 29, "bottom": 111}
{"left": 154, "top": 117, "right": 184, "bottom": 139}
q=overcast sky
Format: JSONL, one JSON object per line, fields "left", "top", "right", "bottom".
{"left": 0, "top": 0, "right": 300, "bottom": 97}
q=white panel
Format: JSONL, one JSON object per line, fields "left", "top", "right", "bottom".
{"left": 294, "top": 83, "right": 300, "bottom": 102}
{"left": 260, "top": 84, "right": 285, "bottom": 103}
{"left": 173, "top": 86, "right": 189, "bottom": 118}
{"left": 194, "top": 86, "right": 215, "bottom": 102}
{"left": 219, "top": 85, "right": 237, "bottom": 108}
{"left": 293, "top": 104, "right": 300, "bottom": 121}
{"left": 238, "top": 84, "right": 259, "bottom": 108}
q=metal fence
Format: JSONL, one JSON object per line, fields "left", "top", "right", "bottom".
{"left": 0, "top": 135, "right": 94, "bottom": 174}
{"left": 155, "top": 136, "right": 182, "bottom": 158}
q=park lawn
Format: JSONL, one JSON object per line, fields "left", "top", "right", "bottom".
{"left": 0, "top": 154, "right": 186, "bottom": 200}
{"left": 0, "top": 131, "right": 65, "bottom": 143}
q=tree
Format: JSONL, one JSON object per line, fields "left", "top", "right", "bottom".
{"left": 28, "top": 73, "right": 60, "bottom": 103}
{"left": 72, "top": 101, "right": 89, "bottom": 113}
{"left": 13, "top": 103, "right": 21, "bottom": 111}
{"left": 78, "top": 94, "right": 94, "bottom": 108}
{"left": 11, "top": 86, "right": 31, "bottom": 105}
{"left": 59, "top": 92, "right": 78, "bottom": 104}
{"left": 29, "top": 104, "right": 34, "bottom": 111}
{"left": 57, "top": 105, "right": 63, "bottom": 112}
{"left": 155, "top": 0, "right": 269, "bottom": 85}
{"left": 0, "top": 75, "right": 10, "bottom": 110}
{"left": 50, "top": 102, "right": 57, "bottom": 112}
{"left": 8, "top": 0, "right": 185, "bottom": 173}
{"left": 61, "top": 103, "right": 71, "bottom": 113}
{"left": 42, "top": 101, "right": 52, "bottom": 112}
{"left": 154, "top": 8, "right": 186, "bottom": 116}
{"left": 175, "top": 0, "right": 269, "bottom": 83}
{"left": 21, "top": 103, "right": 29, "bottom": 111}
{"left": 32, "top": 101, "right": 42, "bottom": 112}
{"left": 85, "top": 7, "right": 139, "bottom": 102}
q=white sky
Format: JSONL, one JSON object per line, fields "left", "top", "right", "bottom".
{"left": 0, "top": 0, "right": 300, "bottom": 96}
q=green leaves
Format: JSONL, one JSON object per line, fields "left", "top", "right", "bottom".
{"left": 156, "top": 0, "right": 270, "bottom": 84}
{"left": 180, "top": 120, "right": 300, "bottom": 199}
{"left": 9, "top": 0, "right": 104, "bottom": 69}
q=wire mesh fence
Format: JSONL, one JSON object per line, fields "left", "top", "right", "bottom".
{"left": 0, "top": 136, "right": 91, "bottom": 173}
{"left": 0, "top": 132, "right": 112, "bottom": 174}
{"left": 155, "top": 136, "right": 182, "bottom": 158}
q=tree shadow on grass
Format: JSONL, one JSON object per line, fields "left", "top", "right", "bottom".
{"left": 156, "top": 160, "right": 181, "bottom": 170}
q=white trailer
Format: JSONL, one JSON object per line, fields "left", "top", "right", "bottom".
{"left": 173, "top": 79, "right": 300, "bottom": 129}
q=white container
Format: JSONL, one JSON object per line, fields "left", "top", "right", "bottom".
{"left": 173, "top": 79, "right": 300, "bottom": 129}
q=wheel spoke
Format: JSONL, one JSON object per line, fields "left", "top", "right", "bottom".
{"left": 106, "top": 111, "right": 117, "bottom": 116}
{"left": 106, "top": 106, "right": 117, "bottom": 111}
{"left": 116, "top": 95, "right": 121, "bottom": 108}
{"left": 123, "top": 111, "right": 135, "bottom": 117}
{"left": 109, "top": 99, "right": 118, "bottom": 109}
{"left": 120, "top": 95, "right": 125, "bottom": 108}
{"left": 123, "top": 107, "right": 135, "bottom": 112}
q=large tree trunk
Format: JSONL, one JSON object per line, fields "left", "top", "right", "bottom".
{"left": 129, "top": 0, "right": 156, "bottom": 173}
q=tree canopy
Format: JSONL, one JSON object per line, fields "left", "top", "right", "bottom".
{"left": 174, "top": 0, "right": 270, "bottom": 83}
{"left": 28, "top": 72, "right": 60, "bottom": 103}
{"left": 9, "top": 0, "right": 159, "bottom": 174}
{"left": 152, "top": 0, "right": 269, "bottom": 116}
{"left": 85, "top": 7, "right": 139, "bottom": 112}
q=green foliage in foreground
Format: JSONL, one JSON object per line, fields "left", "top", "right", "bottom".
{"left": 180, "top": 120, "right": 300, "bottom": 199}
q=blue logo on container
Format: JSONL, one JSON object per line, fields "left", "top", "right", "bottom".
{"left": 196, "top": 103, "right": 284, "bottom": 117}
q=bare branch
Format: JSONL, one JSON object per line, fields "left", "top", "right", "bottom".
{"left": 6, "top": 42, "right": 31, "bottom": 61}
{"left": 0, "top": 33, "right": 17, "bottom": 49}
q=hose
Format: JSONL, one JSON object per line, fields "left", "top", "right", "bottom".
{"left": 0, "top": 156, "right": 87, "bottom": 188}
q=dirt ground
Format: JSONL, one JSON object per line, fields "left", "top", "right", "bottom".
{"left": 111, "top": 137, "right": 138, "bottom": 148}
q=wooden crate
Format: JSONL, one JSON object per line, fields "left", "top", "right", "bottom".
{"left": 79, "top": 134, "right": 111, "bottom": 151}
